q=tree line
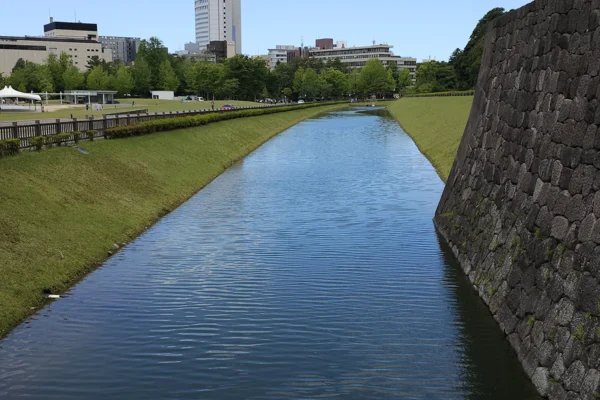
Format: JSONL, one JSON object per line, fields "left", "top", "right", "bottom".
{"left": 0, "top": 36, "right": 411, "bottom": 101}
{"left": 409, "top": 7, "right": 507, "bottom": 94}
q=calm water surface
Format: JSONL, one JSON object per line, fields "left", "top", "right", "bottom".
{"left": 0, "top": 109, "right": 539, "bottom": 399}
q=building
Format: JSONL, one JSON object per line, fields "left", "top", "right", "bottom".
{"left": 63, "top": 90, "right": 117, "bottom": 104}
{"left": 286, "top": 47, "right": 310, "bottom": 63}
{"left": 151, "top": 91, "right": 175, "bottom": 100}
{"left": 309, "top": 43, "right": 417, "bottom": 81}
{"left": 267, "top": 45, "right": 295, "bottom": 70}
{"left": 195, "top": 0, "right": 241, "bottom": 55}
{"left": 315, "top": 38, "right": 334, "bottom": 50}
{"left": 207, "top": 40, "right": 236, "bottom": 61}
{"left": 0, "top": 19, "right": 112, "bottom": 75}
{"left": 99, "top": 36, "right": 140, "bottom": 64}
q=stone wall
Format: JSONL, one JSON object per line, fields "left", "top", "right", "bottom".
{"left": 435, "top": 1, "right": 600, "bottom": 399}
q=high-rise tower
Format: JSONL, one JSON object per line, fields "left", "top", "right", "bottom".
{"left": 195, "top": 0, "right": 242, "bottom": 55}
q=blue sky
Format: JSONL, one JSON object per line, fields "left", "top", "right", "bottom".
{"left": 2, "top": 0, "right": 527, "bottom": 62}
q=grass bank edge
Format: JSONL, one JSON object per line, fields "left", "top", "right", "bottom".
{"left": 0, "top": 103, "right": 347, "bottom": 339}
{"left": 386, "top": 97, "right": 474, "bottom": 182}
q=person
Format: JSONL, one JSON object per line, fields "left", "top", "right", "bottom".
{"left": 132, "top": 101, "right": 135, "bottom": 106}
{"left": 211, "top": 100, "right": 215, "bottom": 111}
{"left": 85, "top": 103, "right": 89, "bottom": 111}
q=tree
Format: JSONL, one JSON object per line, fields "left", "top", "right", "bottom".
{"left": 86, "top": 56, "right": 105, "bottom": 71}
{"left": 321, "top": 68, "right": 348, "bottom": 99}
{"left": 37, "top": 66, "right": 54, "bottom": 93}
{"left": 137, "top": 37, "right": 169, "bottom": 89}
{"left": 46, "top": 52, "right": 72, "bottom": 92}
{"left": 450, "top": 7, "right": 506, "bottom": 89}
{"left": 132, "top": 57, "right": 152, "bottom": 95}
{"left": 12, "top": 58, "right": 26, "bottom": 73}
{"left": 63, "top": 65, "right": 84, "bottom": 90}
{"left": 86, "top": 66, "right": 109, "bottom": 90}
{"left": 224, "top": 55, "right": 268, "bottom": 100}
{"left": 293, "top": 67, "right": 320, "bottom": 100}
{"left": 397, "top": 69, "right": 412, "bottom": 92}
{"left": 348, "top": 69, "right": 361, "bottom": 98}
{"left": 326, "top": 58, "right": 350, "bottom": 74}
{"left": 216, "top": 78, "right": 239, "bottom": 99}
{"left": 158, "top": 60, "right": 179, "bottom": 91}
{"left": 359, "top": 59, "right": 393, "bottom": 98}
{"left": 114, "top": 66, "right": 134, "bottom": 96}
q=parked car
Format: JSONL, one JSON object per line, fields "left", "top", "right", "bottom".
{"left": 298, "top": 100, "right": 305, "bottom": 104}
{"left": 221, "top": 104, "right": 236, "bottom": 110}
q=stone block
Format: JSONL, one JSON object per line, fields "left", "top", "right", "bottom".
{"left": 552, "top": 216, "right": 571, "bottom": 239}
{"left": 532, "top": 367, "right": 551, "bottom": 396}
{"left": 562, "top": 360, "right": 586, "bottom": 391}
{"left": 578, "top": 213, "right": 597, "bottom": 241}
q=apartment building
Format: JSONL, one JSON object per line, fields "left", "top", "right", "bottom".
{"left": 99, "top": 36, "right": 140, "bottom": 64}
{"left": 195, "top": 0, "right": 241, "bottom": 55}
{"left": 267, "top": 45, "right": 295, "bottom": 70}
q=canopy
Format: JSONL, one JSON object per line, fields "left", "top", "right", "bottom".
{"left": 0, "top": 86, "right": 42, "bottom": 102}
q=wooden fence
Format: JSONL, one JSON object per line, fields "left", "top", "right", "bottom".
{"left": 0, "top": 104, "right": 282, "bottom": 148}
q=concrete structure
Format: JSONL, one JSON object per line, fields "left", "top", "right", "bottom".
{"left": 315, "top": 38, "right": 334, "bottom": 50}
{"left": 0, "top": 19, "right": 112, "bottom": 75}
{"left": 195, "top": 0, "right": 241, "bottom": 55}
{"left": 99, "top": 36, "right": 140, "bottom": 64}
{"left": 207, "top": 40, "right": 236, "bottom": 61}
{"left": 151, "top": 91, "right": 175, "bottom": 100}
{"left": 184, "top": 42, "right": 202, "bottom": 54}
{"left": 286, "top": 47, "right": 310, "bottom": 63}
{"left": 309, "top": 43, "right": 416, "bottom": 80}
{"left": 435, "top": 1, "right": 600, "bottom": 398}
{"left": 334, "top": 41, "right": 347, "bottom": 49}
{"left": 63, "top": 90, "right": 117, "bottom": 104}
{"left": 0, "top": 36, "right": 112, "bottom": 75}
{"left": 267, "top": 45, "right": 295, "bottom": 71}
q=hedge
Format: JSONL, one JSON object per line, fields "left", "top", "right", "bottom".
{"left": 104, "top": 103, "right": 343, "bottom": 139}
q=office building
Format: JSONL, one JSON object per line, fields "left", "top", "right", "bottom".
{"left": 309, "top": 41, "right": 417, "bottom": 81}
{"left": 267, "top": 45, "right": 295, "bottom": 70}
{"left": 315, "top": 38, "right": 334, "bottom": 50}
{"left": 0, "top": 19, "right": 112, "bottom": 75}
{"left": 207, "top": 40, "right": 236, "bottom": 61}
{"left": 99, "top": 36, "right": 140, "bottom": 64}
{"left": 286, "top": 47, "right": 310, "bottom": 63}
{"left": 195, "top": 0, "right": 241, "bottom": 55}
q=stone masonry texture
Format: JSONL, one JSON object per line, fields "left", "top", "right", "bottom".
{"left": 435, "top": 0, "right": 600, "bottom": 398}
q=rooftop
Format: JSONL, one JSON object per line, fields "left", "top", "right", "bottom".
{"left": 0, "top": 35, "right": 101, "bottom": 44}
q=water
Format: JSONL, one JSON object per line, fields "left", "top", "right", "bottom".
{"left": 0, "top": 108, "right": 539, "bottom": 399}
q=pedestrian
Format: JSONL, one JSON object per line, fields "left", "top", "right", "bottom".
{"left": 211, "top": 100, "right": 215, "bottom": 111}
{"left": 86, "top": 103, "right": 89, "bottom": 111}
{"left": 132, "top": 101, "right": 135, "bottom": 107}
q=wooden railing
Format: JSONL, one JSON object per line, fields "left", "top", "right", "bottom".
{"left": 0, "top": 104, "right": 285, "bottom": 148}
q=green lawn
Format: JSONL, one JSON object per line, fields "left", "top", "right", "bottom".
{"left": 0, "top": 103, "right": 344, "bottom": 338}
{"left": 0, "top": 99, "right": 258, "bottom": 122}
{"left": 387, "top": 96, "right": 474, "bottom": 182}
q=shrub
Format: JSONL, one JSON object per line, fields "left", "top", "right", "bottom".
{"left": 30, "top": 136, "right": 46, "bottom": 151}
{"left": 104, "top": 103, "right": 341, "bottom": 140}
{"left": 86, "top": 130, "right": 97, "bottom": 141}
{"left": 56, "top": 133, "right": 71, "bottom": 146}
{"left": 72, "top": 131, "right": 82, "bottom": 144}
{"left": 0, "top": 138, "right": 21, "bottom": 157}
{"left": 45, "top": 135, "right": 56, "bottom": 148}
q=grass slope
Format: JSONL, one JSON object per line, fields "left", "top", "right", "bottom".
{"left": 0, "top": 99, "right": 257, "bottom": 122}
{"left": 387, "top": 97, "right": 474, "bottom": 182}
{"left": 0, "top": 104, "right": 343, "bottom": 337}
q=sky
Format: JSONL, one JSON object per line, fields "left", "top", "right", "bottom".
{"left": 2, "top": 0, "right": 528, "bottom": 62}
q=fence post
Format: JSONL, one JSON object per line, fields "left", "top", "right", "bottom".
{"left": 56, "top": 119, "right": 61, "bottom": 134}
{"left": 72, "top": 118, "right": 77, "bottom": 133}
{"left": 35, "top": 120, "right": 41, "bottom": 137}
{"left": 103, "top": 115, "right": 107, "bottom": 131}
{"left": 127, "top": 114, "right": 131, "bottom": 126}
{"left": 12, "top": 122, "right": 18, "bottom": 139}
{"left": 89, "top": 116, "right": 93, "bottom": 131}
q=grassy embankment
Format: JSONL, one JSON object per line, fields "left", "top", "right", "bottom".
{"left": 0, "top": 99, "right": 258, "bottom": 122}
{"left": 387, "top": 96, "right": 474, "bottom": 182}
{"left": 0, "top": 103, "right": 344, "bottom": 337}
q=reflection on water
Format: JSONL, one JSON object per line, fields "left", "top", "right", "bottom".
{"left": 0, "top": 108, "right": 539, "bottom": 399}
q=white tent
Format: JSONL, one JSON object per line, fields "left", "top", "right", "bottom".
{"left": 0, "top": 86, "right": 42, "bottom": 102}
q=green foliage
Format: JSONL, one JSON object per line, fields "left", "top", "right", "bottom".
{"left": 72, "top": 131, "right": 82, "bottom": 144}
{"left": 488, "top": 287, "right": 497, "bottom": 296}
{"left": 137, "top": 37, "right": 169, "bottom": 89}
{"left": 158, "top": 60, "right": 179, "bottom": 91}
{"left": 450, "top": 7, "right": 506, "bottom": 89}
{"left": 535, "top": 228, "right": 542, "bottom": 239}
{"left": 114, "top": 66, "right": 134, "bottom": 96}
{"left": 575, "top": 323, "right": 585, "bottom": 344}
{"left": 104, "top": 103, "right": 341, "bottom": 139}
{"left": 29, "top": 136, "right": 46, "bottom": 151}
{"left": 62, "top": 65, "right": 85, "bottom": 90}
{"left": 87, "top": 66, "right": 109, "bottom": 90}
{"left": 546, "top": 249, "right": 554, "bottom": 259}
{"left": 440, "top": 211, "right": 455, "bottom": 218}
{"left": 132, "top": 57, "right": 152, "bottom": 95}
{"left": 0, "top": 139, "right": 21, "bottom": 156}
{"left": 512, "top": 235, "right": 521, "bottom": 247}
{"left": 528, "top": 316, "right": 536, "bottom": 329}
{"left": 86, "top": 130, "right": 97, "bottom": 141}
{"left": 358, "top": 59, "right": 395, "bottom": 98}
{"left": 397, "top": 69, "right": 412, "bottom": 92}
{"left": 55, "top": 133, "right": 71, "bottom": 146}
